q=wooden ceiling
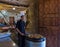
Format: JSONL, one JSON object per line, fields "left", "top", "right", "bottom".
{"left": 0, "top": 0, "right": 30, "bottom": 7}
{"left": 0, "top": 0, "right": 31, "bottom": 13}
{"left": 0, "top": 3, "right": 27, "bottom": 13}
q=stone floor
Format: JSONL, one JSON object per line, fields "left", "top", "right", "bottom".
{"left": 0, "top": 37, "right": 18, "bottom": 47}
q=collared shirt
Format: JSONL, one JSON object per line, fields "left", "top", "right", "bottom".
{"left": 16, "top": 20, "right": 25, "bottom": 34}
{"left": 0, "top": 23, "right": 6, "bottom": 27}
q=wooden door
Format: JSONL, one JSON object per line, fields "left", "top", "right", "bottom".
{"left": 38, "top": 0, "right": 60, "bottom": 47}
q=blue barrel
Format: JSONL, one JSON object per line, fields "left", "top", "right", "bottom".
{"left": 25, "top": 34, "right": 46, "bottom": 47}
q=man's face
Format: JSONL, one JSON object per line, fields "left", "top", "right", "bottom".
{"left": 21, "top": 16, "right": 24, "bottom": 20}
{"left": 0, "top": 18, "right": 3, "bottom": 23}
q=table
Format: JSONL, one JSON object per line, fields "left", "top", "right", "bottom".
{"left": 0, "top": 37, "right": 18, "bottom": 47}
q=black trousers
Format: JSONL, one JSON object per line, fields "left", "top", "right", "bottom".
{"left": 18, "top": 34, "right": 25, "bottom": 47}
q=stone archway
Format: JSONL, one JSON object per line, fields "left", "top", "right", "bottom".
{"left": 26, "top": 0, "right": 39, "bottom": 34}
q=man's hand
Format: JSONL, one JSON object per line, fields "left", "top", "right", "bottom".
{"left": 9, "top": 26, "right": 15, "bottom": 29}
{"left": 21, "top": 33, "right": 25, "bottom": 36}
{"left": 16, "top": 28, "right": 25, "bottom": 36}
{"left": 2, "top": 27, "right": 10, "bottom": 30}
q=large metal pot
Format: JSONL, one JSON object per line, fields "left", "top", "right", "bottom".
{"left": 25, "top": 34, "right": 46, "bottom": 47}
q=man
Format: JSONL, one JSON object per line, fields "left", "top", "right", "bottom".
{"left": 0, "top": 18, "right": 15, "bottom": 31}
{"left": 0, "top": 18, "right": 6, "bottom": 27}
{"left": 16, "top": 16, "right": 26, "bottom": 47}
{"left": 0, "top": 18, "right": 8, "bottom": 32}
{"left": 9, "top": 16, "right": 15, "bottom": 26}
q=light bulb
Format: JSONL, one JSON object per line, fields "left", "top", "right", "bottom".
{"left": 13, "top": 43, "right": 16, "bottom": 46}
{"left": 12, "top": 8, "right": 15, "bottom": 10}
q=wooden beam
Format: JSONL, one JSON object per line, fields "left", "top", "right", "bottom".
{"left": 0, "top": 0, "right": 29, "bottom": 7}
